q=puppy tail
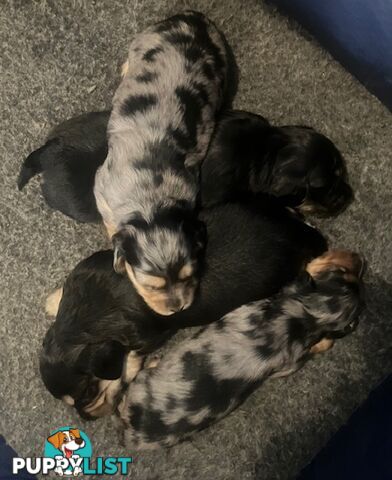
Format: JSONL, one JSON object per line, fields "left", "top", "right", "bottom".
{"left": 17, "top": 138, "right": 60, "bottom": 190}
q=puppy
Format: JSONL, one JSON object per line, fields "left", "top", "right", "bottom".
{"left": 40, "top": 250, "right": 170, "bottom": 420}
{"left": 40, "top": 202, "right": 327, "bottom": 419}
{"left": 19, "top": 109, "right": 352, "bottom": 225}
{"left": 201, "top": 110, "right": 353, "bottom": 215}
{"left": 17, "top": 111, "right": 108, "bottom": 222}
{"left": 115, "top": 250, "right": 364, "bottom": 450}
{"left": 94, "top": 11, "right": 230, "bottom": 315}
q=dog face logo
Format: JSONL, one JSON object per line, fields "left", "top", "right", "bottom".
{"left": 44, "top": 427, "right": 92, "bottom": 476}
{"left": 47, "top": 429, "right": 85, "bottom": 459}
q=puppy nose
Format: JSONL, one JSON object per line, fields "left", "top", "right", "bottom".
{"left": 75, "top": 438, "right": 84, "bottom": 445}
{"left": 168, "top": 301, "right": 185, "bottom": 313}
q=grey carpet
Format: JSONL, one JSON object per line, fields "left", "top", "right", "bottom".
{"left": 1, "top": 1, "right": 391, "bottom": 479}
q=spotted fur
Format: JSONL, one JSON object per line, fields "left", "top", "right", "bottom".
{"left": 116, "top": 251, "right": 364, "bottom": 449}
{"left": 94, "top": 12, "right": 229, "bottom": 314}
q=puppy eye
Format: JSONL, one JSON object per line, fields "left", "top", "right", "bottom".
{"left": 181, "top": 274, "right": 193, "bottom": 283}
{"left": 146, "top": 285, "right": 163, "bottom": 291}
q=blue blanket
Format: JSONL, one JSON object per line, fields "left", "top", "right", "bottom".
{"left": 297, "top": 374, "right": 392, "bottom": 479}
{"left": 269, "top": 0, "right": 392, "bottom": 111}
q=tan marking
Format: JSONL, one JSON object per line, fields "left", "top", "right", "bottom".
{"left": 45, "top": 288, "right": 63, "bottom": 317}
{"left": 137, "top": 272, "right": 167, "bottom": 289}
{"left": 123, "top": 351, "right": 143, "bottom": 383}
{"left": 178, "top": 263, "right": 193, "bottom": 280}
{"left": 62, "top": 395, "right": 75, "bottom": 406}
{"left": 104, "top": 220, "right": 118, "bottom": 239}
{"left": 125, "top": 263, "right": 173, "bottom": 315}
{"left": 83, "top": 378, "right": 121, "bottom": 417}
{"left": 121, "top": 60, "right": 129, "bottom": 78}
{"left": 145, "top": 356, "right": 160, "bottom": 369}
{"left": 310, "top": 338, "right": 334, "bottom": 354}
{"left": 306, "top": 250, "right": 361, "bottom": 278}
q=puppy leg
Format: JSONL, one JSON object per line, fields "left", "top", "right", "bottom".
{"left": 310, "top": 338, "right": 334, "bottom": 354}
{"left": 122, "top": 351, "right": 144, "bottom": 383}
{"left": 45, "top": 287, "right": 63, "bottom": 316}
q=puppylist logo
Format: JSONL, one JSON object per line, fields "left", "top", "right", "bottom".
{"left": 13, "top": 427, "right": 132, "bottom": 476}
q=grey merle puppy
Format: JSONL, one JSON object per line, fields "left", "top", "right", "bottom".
{"left": 94, "top": 11, "right": 229, "bottom": 316}
{"left": 116, "top": 250, "right": 364, "bottom": 449}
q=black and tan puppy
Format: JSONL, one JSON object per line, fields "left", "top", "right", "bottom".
{"left": 18, "top": 111, "right": 108, "bottom": 223}
{"left": 19, "top": 110, "right": 352, "bottom": 224}
{"left": 40, "top": 202, "right": 327, "bottom": 419}
{"left": 115, "top": 250, "right": 364, "bottom": 450}
{"left": 201, "top": 110, "right": 353, "bottom": 214}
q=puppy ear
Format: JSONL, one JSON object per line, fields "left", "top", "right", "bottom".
{"left": 270, "top": 145, "right": 308, "bottom": 195}
{"left": 112, "top": 229, "right": 128, "bottom": 274}
{"left": 87, "top": 341, "right": 127, "bottom": 380}
{"left": 183, "top": 219, "right": 207, "bottom": 253}
{"left": 70, "top": 429, "right": 81, "bottom": 439}
{"left": 308, "top": 166, "right": 329, "bottom": 189}
{"left": 47, "top": 431, "right": 64, "bottom": 450}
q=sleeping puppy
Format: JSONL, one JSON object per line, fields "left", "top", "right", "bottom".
{"left": 40, "top": 250, "right": 170, "bottom": 419}
{"left": 94, "top": 11, "right": 230, "bottom": 315}
{"left": 17, "top": 111, "right": 108, "bottom": 222}
{"left": 201, "top": 110, "right": 353, "bottom": 215}
{"left": 115, "top": 250, "right": 364, "bottom": 450}
{"left": 40, "top": 202, "right": 327, "bottom": 419}
{"left": 19, "top": 109, "right": 352, "bottom": 225}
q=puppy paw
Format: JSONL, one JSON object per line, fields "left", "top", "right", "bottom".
{"left": 45, "top": 288, "right": 63, "bottom": 317}
{"left": 122, "top": 351, "right": 143, "bottom": 383}
{"left": 146, "top": 355, "right": 160, "bottom": 369}
{"left": 310, "top": 337, "right": 334, "bottom": 354}
{"left": 121, "top": 60, "right": 129, "bottom": 78}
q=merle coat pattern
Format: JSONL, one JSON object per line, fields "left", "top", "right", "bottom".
{"left": 94, "top": 11, "right": 230, "bottom": 315}
{"left": 39, "top": 202, "right": 327, "bottom": 419}
{"left": 116, "top": 251, "right": 364, "bottom": 449}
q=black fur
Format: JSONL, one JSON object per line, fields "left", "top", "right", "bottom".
{"left": 202, "top": 110, "right": 353, "bottom": 215}
{"left": 17, "top": 111, "right": 108, "bottom": 222}
{"left": 116, "top": 251, "right": 364, "bottom": 449}
{"left": 18, "top": 110, "right": 352, "bottom": 221}
{"left": 40, "top": 202, "right": 327, "bottom": 418}
{"left": 120, "top": 93, "right": 158, "bottom": 116}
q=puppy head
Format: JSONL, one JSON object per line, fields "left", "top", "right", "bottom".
{"left": 266, "top": 126, "right": 353, "bottom": 216}
{"left": 40, "top": 329, "right": 127, "bottom": 420}
{"left": 113, "top": 209, "right": 206, "bottom": 316}
{"left": 303, "top": 249, "right": 365, "bottom": 337}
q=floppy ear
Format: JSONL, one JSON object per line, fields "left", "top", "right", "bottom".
{"left": 183, "top": 219, "right": 207, "bottom": 253}
{"left": 270, "top": 145, "right": 309, "bottom": 195}
{"left": 112, "top": 229, "right": 128, "bottom": 274}
{"left": 82, "top": 341, "right": 127, "bottom": 380}
{"left": 70, "top": 429, "right": 81, "bottom": 439}
{"left": 47, "top": 431, "right": 64, "bottom": 450}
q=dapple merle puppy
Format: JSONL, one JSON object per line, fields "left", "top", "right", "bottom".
{"left": 94, "top": 11, "right": 230, "bottom": 316}
{"left": 19, "top": 110, "right": 352, "bottom": 224}
{"left": 115, "top": 250, "right": 364, "bottom": 449}
{"left": 40, "top": 202, "right": 326, "bottom": 419}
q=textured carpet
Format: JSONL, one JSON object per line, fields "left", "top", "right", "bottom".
{"left": 1, "top": 1, "right": 391, "bottom": 479}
